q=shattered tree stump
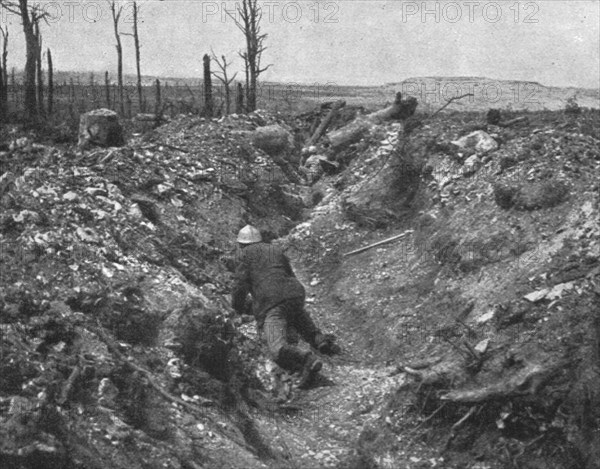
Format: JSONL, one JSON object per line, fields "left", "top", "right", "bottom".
{"left": 78, "top": 108, "right": 125, "bottom": 149}
{"left": 253, "top": 124, "right": 294, "bottom": 156}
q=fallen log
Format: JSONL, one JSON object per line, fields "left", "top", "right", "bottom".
{"left": 324, "top": 92, "right": 418, "bottom": 151}
{"left": 306, "top": 99, "right": 345, "bottom": 147}
{"left": 440, "top": 361, "right": 562, "bottom": 403}
{"left": 326, "top": 118, "right": 372, "bottom": 151}
{"left": 367, "top": 92, "right": 417, "bottom": 123}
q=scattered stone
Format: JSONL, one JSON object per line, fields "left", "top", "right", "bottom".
{"left": 452, "top": 130, "right": 499, "bottom": 155}
{"left": 524, "top": 289, "right": 550, "bottom": 302}
{"left": 476, "top": 310, "right": 495, "bottom": 324}
{"left": 461, "top": 154, "right": 481, "bottom": 177}
{"left": 97, "top": 378, "right": 119, "bottom": 407}
{"left": 474, "top": 338, "right": 490, "bottom": 354}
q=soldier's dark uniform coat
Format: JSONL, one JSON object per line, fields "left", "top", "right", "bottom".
{"left": 231, "top": 243, "right": 305, "bottom": 327}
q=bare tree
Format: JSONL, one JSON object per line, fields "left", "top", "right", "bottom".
{"left": 203, "top": 54, "right": 213, "bottom": 117}
{"left": 105, "top": 71, "right": 111, "bottom": 108}
{"left": 47, "top": 48, "right": 53, "bottom": 116}
{"left": 227, "top": 0, "right": 272, "bottom": 112}
{"left": 154, "top": 78, "right": 161, "bottom": 117}
{"left": 34, "top": 18, "right": 43, "bottom": 116}
{"left": 109, "top": 0, "right": 124, "bottom": 115}
{"left": 240, "top": 51, "right": 249, "bottom": 106}
{"left": 0, "top": 26, "right": 8, "bottom": 119}
{"left": 211, "top": 50, "right": 238, "bottom": 116}
{"left": 122, "top": 1, "right": 143, "bottom": 112}
{"left": 236, "top": 82, "right": 244, "bottom": 114}
{"left": 2, "top": 1, "right": 46, "bottom": 122}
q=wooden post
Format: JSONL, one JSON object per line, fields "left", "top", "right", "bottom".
{"left": 34, "top": 20, "right": 44, "bottom": 118}
{"left": 132, "top": 2, "right": 143, "bottom": 112}
{"left": 236, "top": 82, "right": 244, "bottom": 114}
{"left": 126, "top": 92, "right": 132, "bottom": 118}
{"left": 0, "top": 26, "right": 7, "bottom": 120}
{"left": 203, "top": 54, "right": 213, "bottom": 117}
{"left": 105, "top": 71, "right": 111, "bottom": 108}
{"left": 109, "top": 1, "right": 124, "bottom": 115}
{"left": 154, "top": 78, "right": 161, "bottom": 117}
{"left": 47, "top": 48, "right": 53, "bottom": 116}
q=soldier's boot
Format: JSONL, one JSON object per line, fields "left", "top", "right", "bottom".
{"left": 297, "top": 351, "right": 322, "bottom": 390}
{"left": 276, "top": 344, "right": 310, "bottom": 373}
{"left": 314, "top": 332, "right": 341, "bottom": 355}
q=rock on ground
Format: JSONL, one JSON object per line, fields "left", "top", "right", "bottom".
{"left": 253, "top": 124, "right": 294, "bottom": 156}
{"left": 452, "top": 130, "right": 499, "bottom": 155}
{"left": 78, "top": 108, "right": 125, "bottom": 148}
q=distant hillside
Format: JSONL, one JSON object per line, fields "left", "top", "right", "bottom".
{"left": 8, "top": 69, "right": 599, "bottom": 112}
{"left": 385, "top": 76, "right": 599, "bottom": 111}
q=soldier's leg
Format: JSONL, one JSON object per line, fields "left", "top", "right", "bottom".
{"left": 290, "top": 300, "right": 321, "bottom": 347}
{"left": 263, "top": 304, "right": 307, "bottom": 372}
{"left": 279, "top": 300, "right": 324, "bottom": 388}
{"left": 291, "top": 299, "right": 341, "bottom": 355}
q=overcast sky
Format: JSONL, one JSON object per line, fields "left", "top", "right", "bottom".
{"left": 1, "top": 1, "right": 598, "bottom": 89}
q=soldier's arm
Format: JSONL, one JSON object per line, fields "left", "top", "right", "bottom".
{"left": 282, "top": 252, "right": 297, "bottom": 278}
{"left": 231, "top": 259, "right": 251, "bottom": 315}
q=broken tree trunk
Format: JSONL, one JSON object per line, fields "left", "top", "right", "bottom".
{"left": 34, "top": 21, "right": 43, "bottom": 118}
{"left": 326, "top": 119, "right": 372, "bottom": 151}
{"left": 367, "top": 92, "right": 418, "bottom": 123}
{"left": 440, "top": 361, "right": 563, "bottom": 403}
{"left": 47, "top": 48, "right": 53, "bottom": 116}
{"left": 104, "top": 71, "right": 110, "bottom": 108}
{"left": 236, "top": 82, "right": 244, "bottom": 114}
{"left": 306, "top": 99, "right": 346, "bottom": 147}
{"left": 203, "top": 54, "right": 213, "bottom": 118}
{"left": 154, "top": 78, "right": 162, "bottom": 117}
{"left": 324, "top": 92, "right": 418, "bottom": 151}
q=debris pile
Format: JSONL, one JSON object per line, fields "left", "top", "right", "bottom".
{"left": 1, "top": 100, "right": 599, "bottom": 469}
{"left": 0, "top": 110, "right": 314, "bottom": 468}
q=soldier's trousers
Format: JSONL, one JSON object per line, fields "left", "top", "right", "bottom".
{"left": 261, "top": 298, "right": 320, "bottom": 372}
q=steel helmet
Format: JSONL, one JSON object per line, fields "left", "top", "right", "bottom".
{"left": 237, "top": 225, "right": 262, "bottom": 244}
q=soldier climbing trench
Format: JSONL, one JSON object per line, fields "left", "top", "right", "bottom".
{"left": 231, "top": 225, "right": 340, "bottom": 391}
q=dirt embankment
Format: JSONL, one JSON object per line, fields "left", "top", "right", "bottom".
{"left": 289, "top": 108, "right": 600, "bottom": 468}
{"left": 0, "top": 111, "right": 311, "bottom": 469}
{"left": 1, "top": 105, "right": 599, "bottom": 469}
